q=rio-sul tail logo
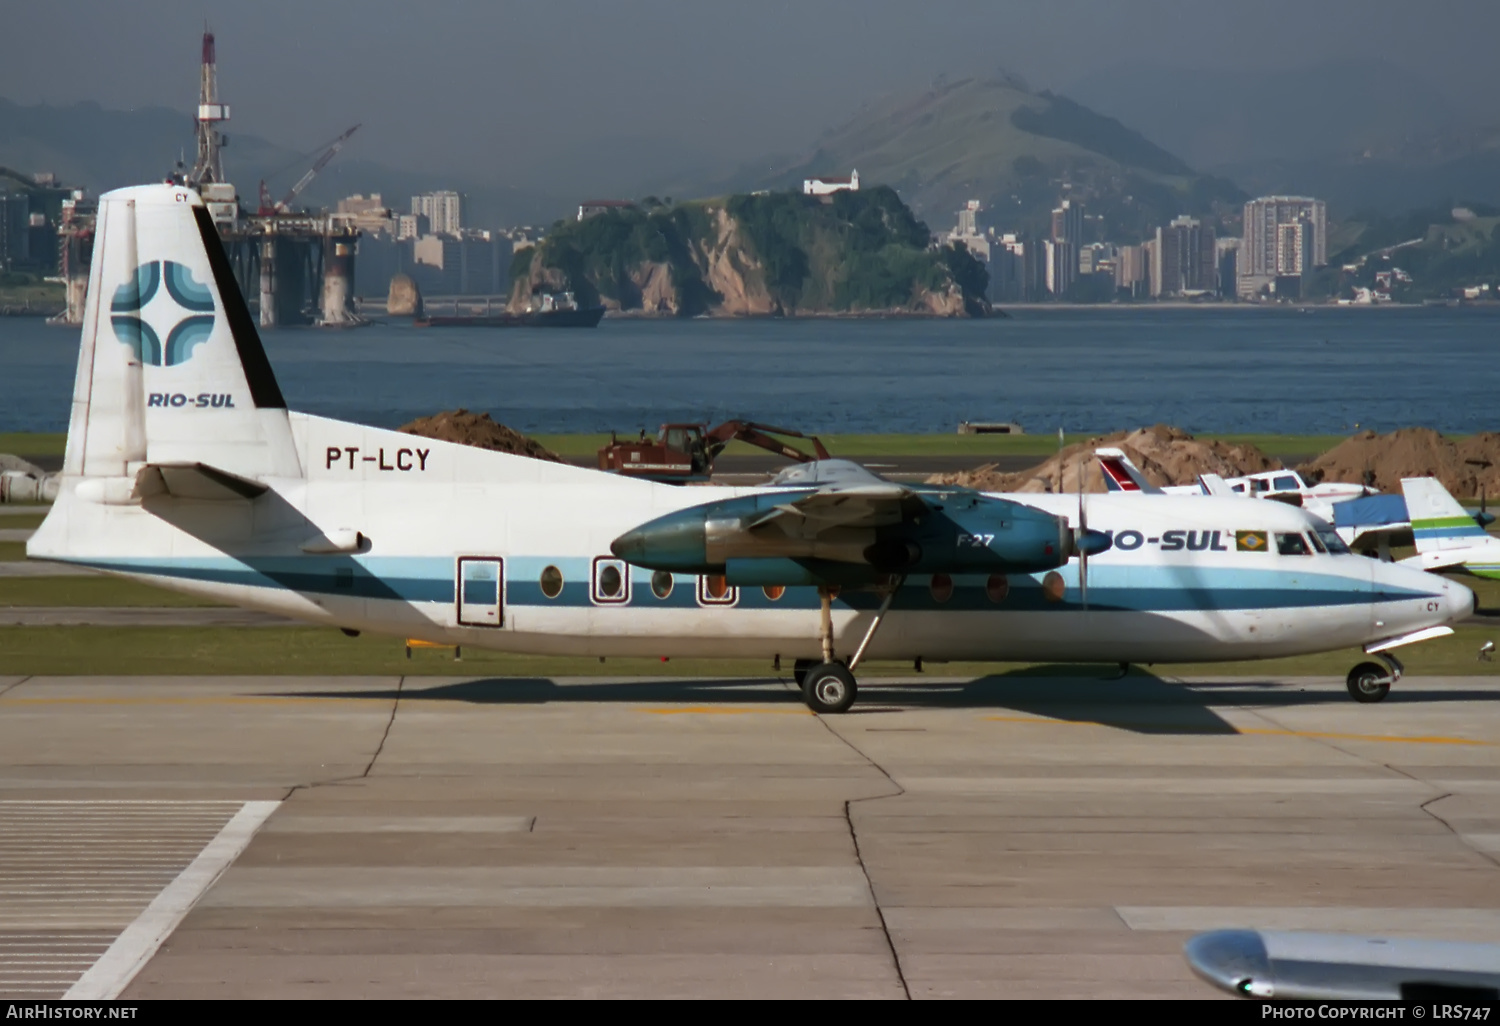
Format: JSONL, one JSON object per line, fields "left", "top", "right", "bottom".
{"left": 110, "top": 260, "right": 216, "bottom": 367}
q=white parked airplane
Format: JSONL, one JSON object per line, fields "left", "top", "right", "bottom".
{"left": 1098, "top": 447, "right": 1406, "bottom": 553}
{"left": 25, "top": 185, "right": 1476, "bottom": 711}
{"left": 1401, "top": 477, "right": 1500, "bottom": 580}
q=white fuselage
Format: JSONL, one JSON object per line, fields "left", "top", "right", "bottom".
{"left": 29, "top": 414, "right": 1473, "bottom": 667}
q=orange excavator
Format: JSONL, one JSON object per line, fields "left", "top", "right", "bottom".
{"left": 597, "top": 421, "right": 830, "bottom": 482}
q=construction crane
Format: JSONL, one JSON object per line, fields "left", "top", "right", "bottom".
{"left": 256, "top": 124, "right": 360, "bottom": 215}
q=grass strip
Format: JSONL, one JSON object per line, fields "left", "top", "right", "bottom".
{"left": 0, "top": 433, "right": 65, "bottom": 457}
{"left": 0, "top": 576, "right": 226, "bottom": 607}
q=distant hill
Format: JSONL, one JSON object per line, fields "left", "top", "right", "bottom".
{"left": 738, "top": 76, "right": 1242, "bottom": 242}
{"left": 0, "top": 98, "right": 568, "bottom": 228}
{"left": 1220, "top": 123, "right": 1500, "bottom": 216}
{"left": 1063, "top": 59, "right": 1464, "bottom": 171}
{"left": 1061, "top": 61, "right": 1500, "bottom": 216}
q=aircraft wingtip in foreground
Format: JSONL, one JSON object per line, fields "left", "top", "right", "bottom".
{"left": 26, "top": 184, "right": 1477, "bottom": 711}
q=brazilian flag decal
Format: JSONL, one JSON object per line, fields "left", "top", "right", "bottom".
{"left": 1236, "top": 530, "right": 1268, "bottom": 552}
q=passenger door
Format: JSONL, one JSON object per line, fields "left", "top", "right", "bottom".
{"left": 457, "top": 557, "right": 504, "bottom": 628}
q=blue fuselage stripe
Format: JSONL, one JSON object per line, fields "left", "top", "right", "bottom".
{"left": 53, "top": 556, "right": 1438, "bottom": 615}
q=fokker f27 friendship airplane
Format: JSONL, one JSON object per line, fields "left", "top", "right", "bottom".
{"left": 26, "top": 185, "right": 1477, "bottom": 712}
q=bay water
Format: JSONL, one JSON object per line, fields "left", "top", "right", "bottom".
{"left": 1, "top": 306, "right": 1495, "bottom": 436}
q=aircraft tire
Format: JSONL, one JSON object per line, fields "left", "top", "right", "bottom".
{"left": 1346, "top": 662, "right": 1392, "bottom": 703}
{"left": 802, "top": 662, "right": 857, "bottom": 714}
{"left": 792, "top": 658, "right": 817, "bottom": 688}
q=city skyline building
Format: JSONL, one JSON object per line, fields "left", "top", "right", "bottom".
{"left": 1152, "top": 215, "right": 1217, "bottom": 297}
{"left": 1240, "top": 196, "right": 1326, "bottom": 298}
{"left": 411, "top": 190, "right": 463, "bottom": 236}
{"left": 1045, "top": 238, "right": 1076, "bottom": 297}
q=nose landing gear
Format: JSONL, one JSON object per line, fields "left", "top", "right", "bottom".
{"left": 1346, "top": 652, "right": 1403, "bottom": 703}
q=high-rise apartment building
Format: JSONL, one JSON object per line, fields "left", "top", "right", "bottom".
{"left": 411, "top": 191, "right": 463, "bottom": 236}
{"left": 1115, "top": 244, "right": 1148, "bottom": 297}
{"left": 1045, "top": 239, "right": 1076, "bottom": 297}
{"left": 1240, "top": 196, "right": 1326, "bottom": 297}
{"left": 1152, "top": 216, "right": 1217, "bottom": 297}
{"left": 1051, "top": 199, "right": 1083, "bottom": 246}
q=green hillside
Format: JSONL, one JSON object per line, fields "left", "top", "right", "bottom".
{"left": 513, "top": 186, "right": 990, "bottom": 317}
{"left": 1318, "top": 203, "right": 1500, "bottom": 300}
{"left": 770, "top": 77, "right": 1242, "bottom": 241}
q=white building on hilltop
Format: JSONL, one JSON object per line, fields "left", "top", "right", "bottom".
{"left": 803, "top": 169, "right": 859, "bottom": 196}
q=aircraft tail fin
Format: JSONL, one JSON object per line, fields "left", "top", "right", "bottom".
{"left": 1197, "top": 472, "right": 1232, "bottom": 496}
{"left": 63, "top": 184, "right": 300, "bottom": 486}
{"left": 1401, "top": 477, "right": 1493, "bottom": 556}
{"left": 1095, "top": 448, "right": 1162, "bottom": 494}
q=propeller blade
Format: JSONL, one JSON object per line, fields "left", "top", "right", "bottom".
{"left": 1079, "top": 489, "right": 1087, "bottom": 609}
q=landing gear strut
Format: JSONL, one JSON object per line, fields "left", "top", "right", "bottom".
{"left": 1346, "top": 652, "right": 1403, "bottom": 703}
{"left": 796, "top": 580, "right": 902, "bottom": 715}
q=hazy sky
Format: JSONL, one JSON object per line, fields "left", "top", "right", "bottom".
{"left": 4, "top": 0, "right": 1498, "bottom": 190}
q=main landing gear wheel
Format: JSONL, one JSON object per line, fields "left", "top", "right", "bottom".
{"left": 792, "top": 658, "right": 817, "bottom": 689}
{"left": 1346, "top": 661, "right": 1392, "bottom": 703}
{"left": 802, "top": 662, "right": 858, "bottom": 715}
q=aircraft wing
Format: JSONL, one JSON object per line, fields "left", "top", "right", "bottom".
{"left": 1186, "top": 929, "right": 1500, "bottom": 1000}
{"left": 756, "top": 482, "right": 913, "bottom": 530}
{"left": 759, "top": 459, "right": 919, "bottom": 529}
{"left": 131, "top": 462, "right": 268, "bottom": 502}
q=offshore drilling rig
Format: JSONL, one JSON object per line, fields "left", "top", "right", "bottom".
{"left": 55, "top": 29, "right": 362, "bottom": 328}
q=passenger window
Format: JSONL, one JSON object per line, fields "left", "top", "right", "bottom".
{"left": 591, "top": 557, "right": 631, "bottom": 604}
{"left": 1275, "top": 533, "right": 1311, "bottom": 556}
{"left": 1273, "top": 475, "right": 1299, "bottom": 492}
{"left": 540, "top": 565, "right": 564, "bottom": 599}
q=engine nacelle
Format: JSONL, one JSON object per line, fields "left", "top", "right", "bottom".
{"left": 611, "top": 487, "right": 1093, "bottom": 584}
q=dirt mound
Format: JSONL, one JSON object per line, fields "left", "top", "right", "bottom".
{"left": 1299, "top": 428, "right": 1500, "bottom": 498}
{"left": 928, "top": 425, "right": 1282, "bottom": 493}
{"left": 397, "top": 410, "right": 563, "bottom": 463}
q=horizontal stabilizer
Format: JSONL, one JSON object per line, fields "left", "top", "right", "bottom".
{"left": 133, "top": 462, "right": 268, "bottom": 501}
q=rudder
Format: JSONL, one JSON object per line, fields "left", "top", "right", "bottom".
{"left": 63, "top": 184, "right": 301, "bottom": 483}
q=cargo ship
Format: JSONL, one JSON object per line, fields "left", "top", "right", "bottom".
{"left": 414, "top": 292, "right": 604, "bottom": 328}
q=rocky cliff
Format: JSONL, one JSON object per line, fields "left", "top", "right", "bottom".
{"left": 509, "top": 186, "right": 989, "bottom": 318}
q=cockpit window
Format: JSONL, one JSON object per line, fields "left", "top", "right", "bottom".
{"left": 1307, "top": 530, "right": 1327, "bottom": 553}
{"left": 1273, "top": 475, "right": 1300, "bottom": 492}
{"left": 1251, "top": 479, "right": 1269, "bottom": 493}
{"left": 1313, "top": 526, "right": 1349, "bottom": 554}
{"left": 1276, "top": 532, "right": 1311, "bottom": 556}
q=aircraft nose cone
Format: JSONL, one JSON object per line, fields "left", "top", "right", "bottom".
{"left": 1075, "top": 528, "right": 1113, "bottom": 557}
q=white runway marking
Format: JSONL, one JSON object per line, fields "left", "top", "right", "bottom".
{"left": 0, "top": 800, "right": 277, "bottom": 999}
